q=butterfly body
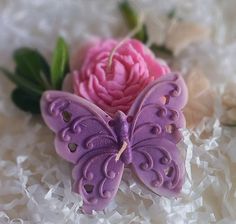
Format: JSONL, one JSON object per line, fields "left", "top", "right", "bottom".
{"left": 41, "top": 73, "right": 188, "bottom": 213}
{"left": 112, "top": 111, "right": 132, "bottom": 165}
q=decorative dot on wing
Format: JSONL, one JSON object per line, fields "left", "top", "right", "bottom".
{"left": 103, "top": 190, "right": 111, "bottom": 198}
{"left": 151, "top": 126, "right": 161, "bottom": 135}
{"left": 164, "top": 167, "right": 174, "bottom": 177}
{"left": 68, "top": 143, "right": 77, "bottom": 152}
{"left": 160, "top": 156, "right": 170, "bottom": 165}
{"left": 140, "top": 162, "right": 149, "bottom": 170}
{"left": 62, "top": 111, "right": 72, "bottom": 122}
{"left": 84, "top": 184, "right": 94, "bottom": 194}
{"left": 170, "top": 111, "right": 178, "bottom": 121}
{"left": 165, "top": 124, "right": 175, "bottom": 133}
{"left": 152, "top": 180, "right": 161, "bottom": 187}
{"left": 157, "top": 108, "right": 166, "bottom": 117}
{"left": 160, "top": 95, "right": 170, "bottom": 105}
{"left": 170, "top": 89, "right": 179, "bottom": 97}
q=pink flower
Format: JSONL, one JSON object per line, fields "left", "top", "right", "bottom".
{"left": 68, "top": 38, "right": 170, "bottom": 115}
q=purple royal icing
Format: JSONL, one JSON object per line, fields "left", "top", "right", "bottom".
{"left": 40, "top": 73, "right": 188, "bottom": 213}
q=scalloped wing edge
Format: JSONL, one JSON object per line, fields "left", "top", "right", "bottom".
{"left": 128, "top": 73, "right": 188, "bottom": 118}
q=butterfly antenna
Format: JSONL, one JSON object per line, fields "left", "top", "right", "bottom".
{"left": 115, "top": 141, "right": 128, "bottom": 162}
{"left": 107, "top": 13, "right": 145, "bottom": 72}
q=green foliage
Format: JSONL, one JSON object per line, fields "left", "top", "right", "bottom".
{"left": 119, "top": 1, "right": 173, "bottom": 56}
{"left": 0, "top": 37, "right": 69, "bottom": 114}
{"left": 50, "top": 37, "right": 69, "bottom": 89}
{"left": 119, "top": 1, "right": 148, "bottom": 43}
{"left": 11, "top": 88, "right": 41, "bottom": 114}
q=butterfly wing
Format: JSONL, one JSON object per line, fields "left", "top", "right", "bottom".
{"left": 40, "top": 91, "right": 123, "bottom": 212}
{"left": 72, "top": 149, "right": 124, "bottom": 213}
{"left": 40, "top": 91, "right": 118, "bottom": 164}
{"left": 128, "top": 73, "right": 187, "bottom": 196}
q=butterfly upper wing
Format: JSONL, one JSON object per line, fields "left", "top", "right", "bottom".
{"left": 72, "top": 149, "right": 124, "bottom": 213}
{"left": 128, "top": 73, "right": 187, "bottom": 144}
{"left": 40, "top": 91, "right": 118, "bottom": 164}
{"left": 40, "top": 91, "right": 123, "bottom": 212}
{"left": 128, "top": 73, "right": 187, "bottom": 196}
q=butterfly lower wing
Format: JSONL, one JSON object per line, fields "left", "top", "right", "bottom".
{"left": 72, "top": 149, "right": 124, "bottom": 213}
{"left": 132, "top": 138, "right": 184, "bottom": 196}
{"left": 128, "top": 73, "right": 187, "bottom": 196}
{"left": 40, "top": 91, "right": 117, "bottom": 164}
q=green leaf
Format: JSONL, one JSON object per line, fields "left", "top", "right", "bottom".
{"left": 11, "top": 87, "right": 41, "bottom": 114}
{"left": 119, "top": 1, "right": 138, "bottom": 28}
{"left": 50, "top": 37, "right": 69, "bottom": 89}
{"left": 150, "top": 44, "right": 173, "bottom": 57}
{"left": 119, "top": 1, "right": 148, "bottom": 43}
{"left": 13, "top": 48, "right": 50, "bottom": 88}
{"left": 0, "top": 67, "right": 43, "bottom": 95}
{"left": 167, "top": 9, "right": 176, "bottom": 19}
{"left": 133, "top": 24, "right": 148, "bottom": 44}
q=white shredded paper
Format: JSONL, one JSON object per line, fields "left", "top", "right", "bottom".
{"left": 1, "top": 0, "right": 236, "bottom": 223}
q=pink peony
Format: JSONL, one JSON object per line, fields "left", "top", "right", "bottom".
{"left": 68, "top": 38, "right": 170, "bottom": 115}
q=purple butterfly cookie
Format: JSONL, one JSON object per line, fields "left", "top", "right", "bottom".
{"left": 40, "top": 73, "right": 188, "bottom": 213}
